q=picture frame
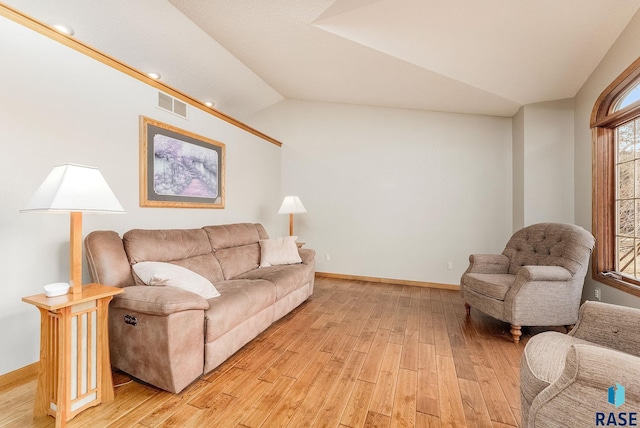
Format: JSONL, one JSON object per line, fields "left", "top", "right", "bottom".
{"left": 140, "top": 116, "right": 225, "bottom": 208}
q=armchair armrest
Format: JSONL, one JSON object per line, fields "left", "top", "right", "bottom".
{"left": 529, "top": 344, "right": 640, "bottom": 427}
{"left": 570, "top": 301, "right": 640, "bottom": 356}
{"left": 111, "top": 285, "right": 210, "bottom": 316}
{"left": 465, "top": 254, "right": 510, "bottom": 274}
{"left": 299, "top": 248, "right": 316, "bottom": 265}
{"left": 517, "top": 265, "right": 572, "bottom": 282}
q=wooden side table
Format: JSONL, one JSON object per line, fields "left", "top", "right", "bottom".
{"left": 22, "top": 283, "right": 123, "bottom": 427}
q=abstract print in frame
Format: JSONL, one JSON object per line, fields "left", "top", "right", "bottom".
{"left": 140, "top": 116, "right": 225, "bottom": 208}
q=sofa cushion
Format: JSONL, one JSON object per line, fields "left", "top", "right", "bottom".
{"left": 205, "top": 279, "right": 276, "bottom": 342}
{"left": 132, "top": 261, "right": 220, "bottom": 299}
{"left": 235, "top": 263, "right": 311, "bottom": 299}
{"left": 204, "top": 223, "right": 267, "bottom": 279}
{"left": 214, "top": 244, "right": 261, "bottom": 279}
{"left": 520, "top": 331, "right": 595, "bottom": 406}
{"left": 204, "top": 223, "right": 267, "bottom": 250}
{"left": 259, "top": 236, "right": 302, "bottom": 267}
{"left": 462, "top": 273, "right": 515, "bottom": 301}
{"left": 123, "top": 228, "right": 225, "bottom": 284}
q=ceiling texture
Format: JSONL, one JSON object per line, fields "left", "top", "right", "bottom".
{"left": 5, "top": 0, "right": 640, "bottom": 120}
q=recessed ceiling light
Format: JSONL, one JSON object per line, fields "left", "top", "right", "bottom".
{"left": 48, "top": 20, "right": 74, "bottom": 36}
{"left": 147, "top": 72, "right": 161, "bottom": 80}
{"left": 204, "top": 101, "right": 215, "bottom": 107}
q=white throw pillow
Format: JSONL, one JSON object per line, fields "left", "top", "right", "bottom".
{"left": 259, "top": 236, "right": 302, "bottom": 267}
{"left": 132, "top": 261, "right": 220, "bottom": 299}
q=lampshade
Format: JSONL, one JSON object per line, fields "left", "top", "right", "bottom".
{"left": 21, "top": 163, "right": 125, "bottom": 296}
{"left": 21, "top": 164, "right": 125, "bottom": 213}
{"left": 278, "top": 196, "right": 307, "bottom": 215}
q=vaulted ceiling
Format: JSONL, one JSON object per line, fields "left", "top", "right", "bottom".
{"left": 6, "top": 0, "right": 640, "bottom": 119}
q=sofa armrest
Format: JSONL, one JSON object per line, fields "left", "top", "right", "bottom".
{"left": 529, "top": 344, "right": 640, "bottom": 427}
{"left": 111, "top": 285, "right": 210, "bottom": 316}
{"left": 517, "top": 265, "right": 572, "bottom": 282}
{"left": 570, "top": 301, "right": 640, "bottom": 356}
{"left": 465, "top": 254, "right": 510, "bottom": 274}
{"left": 299, "top": 248, "right": 316, "bottom": 265}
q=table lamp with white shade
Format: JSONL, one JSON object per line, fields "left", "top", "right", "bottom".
{"left": 21, "top": 163, "right": 125, "bottom": 296}
{"left": 278, "top": 195, "right": 306, "bottom": 236}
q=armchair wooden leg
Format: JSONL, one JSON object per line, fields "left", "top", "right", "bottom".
{"left": 464, "top": 303, "right": 471, "bottom": 317}
{"left": 510, "top": 325, "right": 522, "bottom": 344}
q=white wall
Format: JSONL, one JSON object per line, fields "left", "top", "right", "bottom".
{"left": 512, "top": 107, "right": 525, "bottom": 231}
{"left": 523, "top": 99, "right": 575, "bottom": 225}
{"left": 512, "top": 100, "right": 575, "bottom": 229}
{"left": 0, "top": 16, "right": 282, "bottom": 375}
{"left": 249, "top": 100, "right": 513, "bottom": 285}
{"left": 574, "top": 8, "right": 640, "bottom": 308}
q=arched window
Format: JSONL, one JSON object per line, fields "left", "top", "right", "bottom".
{"left": 592, "top": 56, "right": 640, "bottom": 297}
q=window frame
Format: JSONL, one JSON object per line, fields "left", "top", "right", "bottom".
{"left": 591, "top": 56, "right": 640, "bottom": 298}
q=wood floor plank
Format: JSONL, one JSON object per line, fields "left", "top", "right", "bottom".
{"left": 419, "top": 308, "right": 435, "bottom": 345}
{"left": 312, "top": 351, "right": 367, "bottom": 428}
{"left": 189, "top": 367, "right": 247, "bottom": 409}
{"left": 432, "top": 316, "right": 453, "bottom": 358}
{"left": 389, "top": 307, "right": 409, "bottom": 345}
{"left": 369, "top": 343, "right": 403, "bottom": 417}
{"left": 450, "top": 344, "right": 477, "bottom": 382}
{"left": 416, "top": 412, "right": 442, "bottom": 428}
{"left": 237, "top": 375, "right": 296, "bottom": 427}
{"left": 331, "top": 335, "right": 359, "bottom": 364}
{"left": 435, "top": 354, "right": 466, "bottom": 428}
{"left": 457, "top": 378, "right": 493, "bottom": 428}
{"left": 406, "top": 306, "right": 421, "bottom": 331}
{"left": 358, "top": 328, "right": 391, "bottom": 383}
{"left": 480, "top": 341, "right": 520, "bottom": 411}
{"left": 365, "top": 411, "right": 391, "bottom": 428}
{"left": 258, "top": 350, "right": 298, "bottom": 383}
{"left": 474, "top": 365, "right": 518, "bottom": 426}
{"left": 400, "top": 329, "right": 419, "bottom": 371}
{"left": 339, "top": 379, "right": 375, "bottom": 428}
{"left": 190, "top": 379, "right": 273, "bottom": 428}
{"left": 416, "top": 343, "right": 439, "bottom": 417}
{"left": 390, "top": 368, "right": 417, "bottom": 428}
{"left": 260, "top": 351, "right": 332, "bottom": 427}
{"left": 285, "top": 359, "right": 343, "bottom": 427}
{"left": 156, "top": 402, "right": 205, "bottom": 428}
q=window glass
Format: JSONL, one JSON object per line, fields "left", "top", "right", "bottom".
{"left": 615, "top": 117, "right": 640, "bottom": 279}
{"left": 613, "top": 81, "right": 640, "bottom": 111}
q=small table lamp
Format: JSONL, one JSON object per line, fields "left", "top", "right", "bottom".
{"left": 21, "top": 163, "right": 125, "bottom": 295}
{"left": 278, "top": 196, "right": 306, "bottom": 236}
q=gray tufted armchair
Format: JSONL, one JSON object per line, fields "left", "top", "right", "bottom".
{"left": 460, "top": 223, "right": 595, "bottom": 343}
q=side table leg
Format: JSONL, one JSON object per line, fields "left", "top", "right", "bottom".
{"left": 98, "top": 297, "right": 116, "bottom": 402}
{"left": 33, "top": 308, "right": 50, "bottom": 417}
{"left": 55, "top": 306, "right": 71, "bottom": 427}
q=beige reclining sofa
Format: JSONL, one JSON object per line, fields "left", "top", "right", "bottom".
{"left": 84, "top": 223, "right": 315, "bottom": 393}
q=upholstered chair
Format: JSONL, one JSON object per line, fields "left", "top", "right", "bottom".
{"left": 520, "top": 301, "right": 640, "bottom": 427}
{"left": 460, "top": 223, "right": 595, "bottom": 343}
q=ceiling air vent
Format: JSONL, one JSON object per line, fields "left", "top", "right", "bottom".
{"left": 157, "top": 92, "right": 188, "bottom": 119}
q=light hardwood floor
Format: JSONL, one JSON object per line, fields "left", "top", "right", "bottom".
{"left": 0, "top": 277, "right": 563, "bottom": 428}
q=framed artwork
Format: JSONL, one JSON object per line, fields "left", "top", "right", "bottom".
{"left": 140, "top": 116, "right": 225, "bottom": 208}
